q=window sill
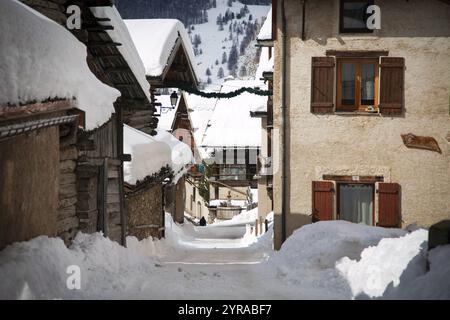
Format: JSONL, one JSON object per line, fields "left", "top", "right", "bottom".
{"left": 334, "top": 111, "right": 382, "bottom": 116}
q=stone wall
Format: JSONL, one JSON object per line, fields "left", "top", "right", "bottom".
{"left": 126, "top": 183, "right": 164, "bottom": 240}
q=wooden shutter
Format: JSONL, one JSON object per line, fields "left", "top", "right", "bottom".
{"left": 312, "top": 181, "right": 334, "bottom": 222}
{"left": 311, "top": 57, "right": 335, "bottom": 114}
{"left": 378, "top": 183, "right": 401, "bottom": 228}
{"left": 379, "top": 57, "right": 405, "bottom": 115}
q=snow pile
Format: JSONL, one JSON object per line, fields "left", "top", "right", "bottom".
{"left": 91, "top": 6, "right": 151, "bottom": 101}
{"left": 123, "top": 125, "right": 193, "bottom": 185}
{"left": 257, "top": 7, "right": 272, "bottom": 41}
{"left": 0, "top": 232, "right": 158, "bottom": 300}
{"left": 0, "top": 0, "right": 120, "bottom": 130}
{"left": 202, "top": 80, "right": 264, "bottom": 147}
{"left": 272, "top": 221, "right": 406, "bottom": 270}
{"left": 124, "top": 19, "right": 198, "bottom": 80}
{"left": 336, "top": 229, "right": 428, "bottom": 298}
{"left": 382, "top": 244, "right": 450, "bottom": 299}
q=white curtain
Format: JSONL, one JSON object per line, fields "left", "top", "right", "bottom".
{"left": 340, "top": 184, "right": 373, "bottom": 225}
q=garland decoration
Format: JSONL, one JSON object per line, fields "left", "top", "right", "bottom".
{"left": 174, "top": 82, "right": 272, "bottom": 99}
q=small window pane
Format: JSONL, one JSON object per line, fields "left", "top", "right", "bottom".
{"left": 342, "top": 63, "right": 355, "bottom": 105}
{"left": 361, "top": 63, "right": 375, "bottom": 105}
{"left": 342, "top": 1, "right": 371, "bottom": 31}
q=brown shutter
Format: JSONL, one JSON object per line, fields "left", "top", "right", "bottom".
{"left": 312, "top": 181, "right": 334, "bottom": 222}
{"left": 378, "top": 183, "right": 401, "bottom": 228}
{"left": 379, "top": 57, "right": 405, "bottom": 115}
{"left": 311, "top": 57, "right": 335, "bottom": 114}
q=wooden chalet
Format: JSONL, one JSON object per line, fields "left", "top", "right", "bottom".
{"left": 15, "top": 0, "right": 154, "bottom": 246}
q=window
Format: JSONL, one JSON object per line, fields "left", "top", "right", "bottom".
{"left": 340, "top": 0, "right": 374, "bottom": 33}
{"left": 338, "top": 183, "right": 374, "bottom": 225}
{"left": 336, "top": 58, "right": 379, "bottom": 112}
{"left": 220, "top": 165, "right": 247, "bottom": 181}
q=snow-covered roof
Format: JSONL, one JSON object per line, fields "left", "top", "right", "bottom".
{"left": 255, "top": 47, "right": 274, "bottom": 80}
{"left": 124, "top": 19, "right": 198, "bottom": 80}
{"left": 90, "top": 6, "right": 151, "bottom": 101}
{"left": 155, "top": 94, "right": 181, "bottom": 131}
{"left": 183, "top": 93, "right": 216, "bottom": 159}
{"left": 123, "top": 124, "right": 193, "bottom": 185}
{"left": 201, "top": 80, "right": 264, "bottom": 148}
{"left": 0, "top": 0, "right": 120, "bottom": 130}
{"left": 257, "top": 8, "right": 272, "bottom": 41}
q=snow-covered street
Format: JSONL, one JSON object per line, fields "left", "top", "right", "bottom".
{"left": 1, "top": 212, "right": 448, "bottom": 300}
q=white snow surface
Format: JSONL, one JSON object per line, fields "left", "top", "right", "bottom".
{"left": 90, "top": 6, "right": 151, "bottom": 101}
{"left": 1, "top": 214, "right": 449, "bottom": 300}
{"left": 201, "top": 80, "right": 264, "bottom": 147}
{"left": 183, "top": 92, "right": 216, "bottom": 159}
{"left": 123, "top": 124, "right": 193, "bottom": 185}
{"left": 336, "top": 229, "right": 429, "bottom": 298}
{"left": 257, "top": 7, "right": 272, "bottom": 41}
{"left": 0, "top": 0, "right": 120, "bottom": 130}
{"left": 124, "top": 19, "right": 198, "bottom": 80}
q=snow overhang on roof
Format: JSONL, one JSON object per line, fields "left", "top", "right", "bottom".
{"left": 123, "top": 124, "right": 193, "bottom": 186}
{"left": 256, "top": 7, "right": 273, "bottom": 47}
{"left": 0, "top": 0, "right": 120, "bottom": 130}
{"left": 124, "top": 19, "right": 199, "bottom": 88}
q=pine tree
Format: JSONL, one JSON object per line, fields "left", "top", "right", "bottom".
{"left": 217, "top": 67, "right": 225, "bottom": 78}
{"left": 212, "top": 0, "right": 217, "bottom": 8}
{"left": 215, "top": 59, "right": 219, "bottom": 65}
{"left": 207, "top": 77, "right": 212, "bottom": 84}
{"left": 227, "top": 45, "right": 238, "bottom": 71}
{"left": 218, "top": 20, "right": 224, "bottom": 31}
{"left": 227, "top": 0, "right": 232, "bottom": 7}
{"left": 206, "top": 68, "right": 212, "bottom": 76}
{"left": 222, "top": 52, "right": 227, "bottom": 64}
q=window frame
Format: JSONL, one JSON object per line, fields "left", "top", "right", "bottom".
{"left": 336, "top": 58, "right": 379, "bottom": 112}
{"left": 339, "top": 0, "right": 375, "bottom": 34}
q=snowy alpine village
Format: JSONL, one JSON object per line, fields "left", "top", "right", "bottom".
{"left": 0, "top": 0, "right": 449, "bottom": 304}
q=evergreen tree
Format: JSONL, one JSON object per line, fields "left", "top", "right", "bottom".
{"left": 217, "top": 67, "right": 225, "bottom": 78}
{"left": 227, "top": 45, "right": 238, "bottom": 71}
{"left": 227, "top": 0, "right": 233, "bottom": 7}
{"left": 212, "top": 0, "right": 217, "bottom": 8}
{"left": 206, "top": 68, "right": 212, "bottom": 76}
{"left": 222, "top": 52, "right": 227, "bottom": 64}
{"left": 207, "top": 77, "right": 212, "bottom": 84}
{"left": 215, "top": 59, "right": 219, "bottom": 65}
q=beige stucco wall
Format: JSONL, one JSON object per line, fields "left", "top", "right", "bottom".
{"left": 273, "top": 0, "right": 450, "bottom": 249}
{"left": 185, "top": 180, "right": 209, "bottom": 220}
{"left": 257, "top": 118, "right": 273, "bottom": 220}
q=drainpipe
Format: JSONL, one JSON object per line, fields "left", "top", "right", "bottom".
{"left": 301, "top": 0, "right": 306, "bottom": 41}
{"left": 280, "top": 0, "right": 288, "bottom": 244}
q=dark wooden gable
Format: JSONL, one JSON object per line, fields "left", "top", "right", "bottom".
{"left": 147, "top": 37, "right": 199, "bottom": 89}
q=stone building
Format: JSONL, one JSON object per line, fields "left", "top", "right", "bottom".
{"left": 271, "top": 0, "right": 450, "bottom": 249}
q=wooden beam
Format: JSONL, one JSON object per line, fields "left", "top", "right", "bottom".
{"left": 87, "top": 41, "right": 122, "bottom": 48}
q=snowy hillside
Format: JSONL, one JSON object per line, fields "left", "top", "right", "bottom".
{"left": 187, "top": 0, "right": 270, "bottom": 89}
